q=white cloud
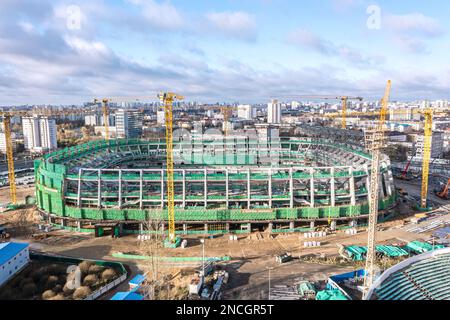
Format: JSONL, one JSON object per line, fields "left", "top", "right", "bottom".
{"left": 287, "top": 28, "right": 384, "bottom": 68}
{"left": 385, "top": 13, "right": 443, "bottom": 37}
{"left": 206, "top": 11, "right": 257, "bottom": 41}
{"left": 127, "top": 0, "right": 183, "bottom": 30}
{"left": 288, "top": 28, "right": 337, "bottom": 55}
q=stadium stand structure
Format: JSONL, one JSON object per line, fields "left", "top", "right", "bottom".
{"left": 34, "top": 136, "right": 396, "bottom": 235}
{"left": 366, "top": 247, "right": 450, "bottom": 300}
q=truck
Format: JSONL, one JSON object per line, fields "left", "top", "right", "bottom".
{"left": 0, "top": 226, "right": 10, "bottom": 242}
{"left": 275, "top": 252, "right": 293, "bottom": 264}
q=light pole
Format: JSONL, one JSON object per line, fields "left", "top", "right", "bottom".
{"left": 267, "top": 267, "right": 274, "bottom": 300}
{"left": 200, "top": 238, "right": 205, "bottom": 283}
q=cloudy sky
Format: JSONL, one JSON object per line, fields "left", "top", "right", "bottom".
{"left": 1, "top": 0, "right": 449, "bottom": 105}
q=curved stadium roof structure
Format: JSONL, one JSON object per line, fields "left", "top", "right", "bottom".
{"left": 367, "top": 248, "right": 450, "bottom": 300}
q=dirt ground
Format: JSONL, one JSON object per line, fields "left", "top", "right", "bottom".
{"left": 2, "top": 208, "right": 439, "bottom": 300}
{"left": 2, "top": 182, "right": 449, "bottom": 300}
{"left": 0, "top": 186, "right": 35, "bottom": 204}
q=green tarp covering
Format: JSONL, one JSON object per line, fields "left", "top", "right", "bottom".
{"left": 316, "top": 290, "right": 348, "bottom": 300}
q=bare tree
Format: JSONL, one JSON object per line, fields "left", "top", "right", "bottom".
{"left": 139, "top": 210, "right": 167, "bottom": 300}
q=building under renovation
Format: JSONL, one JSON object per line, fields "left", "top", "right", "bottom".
{"left": 34, "top": 127, "right": 396, "bottom": 235}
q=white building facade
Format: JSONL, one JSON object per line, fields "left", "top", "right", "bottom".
{"left": 115, "top": 109, "right": 143, "bottom": 139}
{"left": 22, "top": 116, "right": 57, "bottom": 152}
{"left": 0, "top": 242, "right": 30, "bottom": 287}
{"left": 237, "top": 105, "right": 255, "bottom": 120}
{"left": 267, "top": 99, "right": 281, "bottom": 124}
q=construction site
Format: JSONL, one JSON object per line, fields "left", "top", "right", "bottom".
{"left": 1, "top": 83, "right": 450, "bottom": 301}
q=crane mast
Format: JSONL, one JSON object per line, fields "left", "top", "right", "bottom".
{"left": 101, "top": 100, "right": 110, "bottom": 141}
{"left": 3, "top": 115, "right": 17, "bottom": 204}
{"left": 341, "top": 97, "right": 348, "bottom": 129}
{"left": 420, "top": 108, "right": 433, "bottom": 208}
{"left": 362, "top": 80, "right": 391, "bottom": 299}
{"left": 158, "top": 92, "right": 184, "bottom": 242}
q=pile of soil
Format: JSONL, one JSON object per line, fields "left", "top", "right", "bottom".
{"left": 0, "top": 260, "right": 121, "bottom": 300}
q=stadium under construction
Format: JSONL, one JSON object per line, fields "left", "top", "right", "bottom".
{"left": 34, "top": 128, "right": 397, "bottom": 236}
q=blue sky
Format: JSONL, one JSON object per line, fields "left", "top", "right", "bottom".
{"left": 1, "top": 0, "right": 449, "bottom": 104}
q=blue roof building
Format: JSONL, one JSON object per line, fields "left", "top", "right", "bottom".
{"left": 110, "top": 292, "right": 144, "bottom": 300}
{"left": 0, "top": 242, "right": 30, "bottom": 287}
{"left": 129, "top": 274, "right": 146, "bottom": 289}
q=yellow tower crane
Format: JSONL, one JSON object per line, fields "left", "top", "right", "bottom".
{"left": 93, "top": 98, "right": 111, "bottom": 141}
{"left": 278, "top": 96, "right": 363, "bottom": 129}
{"left": 158, "top": 92, "right": 184, "bottom": 243}
{"left": 324, "top": 107, "right": 442, "bottom": 210}
{"left": 204, "top": 105, "right": 237, "bottom": 137}
{"left": 362, "top": 80, "right": 391, "bottom": 299}
{"left": 420, "top": 108, "right": 433, "bottom": 209}
{"left": 1, "top": 113, "right": 17, "bottom": 204}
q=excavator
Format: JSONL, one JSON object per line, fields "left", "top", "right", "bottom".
{"left": 436, "top": 178, "right": 450, "bottom": 200}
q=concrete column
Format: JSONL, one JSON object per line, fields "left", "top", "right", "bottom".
{"left": 350, "top": 220, "right": 357, "bottom": 227}
{"left": 97, "top": 169, "right": 102, "bottom": 208}
{"left": 204, "top": 223, "right": 208, "bottom": 234}
{"left": 77, "top": 221, "right": 81, "bottom": 231}
{"left": 182, "top": 170, "right": 186, "bottom": 208}
{"left": 268, "top": 169, "right": 273, "bottom": 208}
{"left": 225, "top": 170, "right": 229, "bottom": 208}
{"left": 268, "top": 222, "right": 273, "bottom": 233}
{"left": 330, "top": 167, "right": 336, "bottom": 207}
{"left": 183, "top": 223, "right": 188, "bottom": 235}
{"left": 247, "top": 169, "right": 251, "bottom": 209}
{"left": 310, "top": 168, "right": 315, "bottom": 208}
{"left": 310, "top": 221, "right": 315, "bottom": 229}
{"left": 289, "top": 168, "right": 294, "bottom": 208}
{"left": 160, "top": 170, "right": 164, "bottom": 209}
{"left": 139, "top": 223, "right": 144, "bottom": 234}
{"left": 349, "top": 167, "right": 356, "bottom": 206}
{"left": 331, "top": 220, "right": 337, "bottom": 231}
{"left": 139, "top": 170, "right": 143, "bottom": 210}
{"left": 204, "top": 169, "right": 208, "bottom": 208}
{"left": 289, "top": 221, "right": 295, "bottom": 230}
{"left": 60, "top": 219, "right": 66, "bottom": 227}
{"left": 77, "top": 169, "right": 83, "bottom": 207}
{"left": 118, "top": 169, "right": 123, "bottom": 209}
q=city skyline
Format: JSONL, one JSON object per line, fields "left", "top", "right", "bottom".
{"left": 1, "top": 0, "right": 450, "bottom": 105}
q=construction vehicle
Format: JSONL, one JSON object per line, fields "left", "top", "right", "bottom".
{"left": 436, "top": 178, "right": 450, "bottom": 200}
{"left": 362, "top": 80, "right": 391, "bottom": 299}
{"left": 0, "top": 226, "right": 10, "bottom": 242}
{"left": 275, "top": 252, "right": 293, "bottom": 264}
{"left": 399, "top": 149, "right": 416, "bottom": 180}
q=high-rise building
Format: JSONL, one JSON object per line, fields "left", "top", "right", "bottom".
{"left": 115, "top": 109, "right": 143, "bottom": 139}
{"left": 157, "top": 110, "right": 166, "bottom": 125}
{"left": 22, "top": 116, "right": 57, "bottom": 152}
{"left": 416, "top": 132, "right": 444, "bottom": 159}
{"left": 267, "top": 99, "right": 281, "bottom": 124}
{"left": 237, "top": 105, "right": 255, "bottom": 120}
{"left": 85, "top": 114, "right": 115, "bottom": 127}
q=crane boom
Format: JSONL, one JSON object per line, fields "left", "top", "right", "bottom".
{"left": 363, "top": 80, "right": 391, "bottom": 299}
{"left": 158, "top": 92, "right": 184, "bottom": 243}
{"left": 279, "top": 95, "right": 363, "bottom": 129}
